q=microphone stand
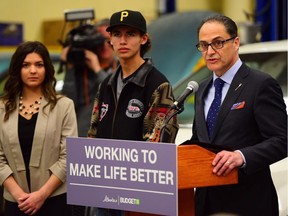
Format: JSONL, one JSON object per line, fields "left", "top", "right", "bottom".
{"left": 160, "top": 105, "right": 184, "bottom": 142}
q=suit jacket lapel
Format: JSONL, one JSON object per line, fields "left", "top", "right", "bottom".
{"left": 8, "top": 98, "right": 50, "bottom": 169}
{"left": 30, "top": 99, "right": 50, "bottom": 167}
{"left": 197, "top": 77, "right": 213, "bottom": 142}
{"left": 8, "top": 104, "right": 26, "bottom": 171}
{"left": 211, "top": 64, "right": 249, "bottom": 141}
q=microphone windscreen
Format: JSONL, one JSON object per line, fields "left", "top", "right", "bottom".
{"left": 187, "top": 81, "right": 199, "bottom": 92}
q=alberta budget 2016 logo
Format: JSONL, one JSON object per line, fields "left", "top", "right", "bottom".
{"left": 103, "top": 195, "right": 140, "bottom": 206}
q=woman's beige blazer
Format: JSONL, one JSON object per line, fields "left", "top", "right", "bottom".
{"left": 0, "top": 96, "right": 77, "bottom": 202}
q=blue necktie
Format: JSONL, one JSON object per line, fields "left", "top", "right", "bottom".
{"left": 207, "top": 78, "right": 225, "bottom": 139}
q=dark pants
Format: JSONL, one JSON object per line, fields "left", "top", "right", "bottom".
{"left": 0, "top": 187, "right": 4, "bottom": 216}
{"left": 4, "top": 193, "right": 73, "bottom": 216}
{"left": 95, "top": 208, "right": 125, "bottom": 216}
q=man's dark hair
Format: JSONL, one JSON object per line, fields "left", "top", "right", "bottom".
{"left": 197, "top": 14, "right": 238, "bottom": 38}
{"left": 95, "top": 18, "right": 110, "bottom": 28}
{"left": 140, "top": 32, "right": 151, "bottom": 58}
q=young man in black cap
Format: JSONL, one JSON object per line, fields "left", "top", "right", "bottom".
{"left": 88, "top": 9, "right": 178, "bottom": 215}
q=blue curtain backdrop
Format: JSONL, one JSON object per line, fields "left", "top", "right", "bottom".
{"left": 157, "top": 0, "right": 175, "bottom": 15}
{"left": 165, "top": 0, "right": 176, "bottom": 13}
{"left": 256, "top": 0, "right": 287, "bottom": 41}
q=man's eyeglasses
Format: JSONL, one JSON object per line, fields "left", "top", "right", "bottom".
{"left": 196, "top": 37, "right": 236, "bottom": 52}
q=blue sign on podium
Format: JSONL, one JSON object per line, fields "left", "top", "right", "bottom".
{"left": 66, "top": 137, "right": 178, "bottom": 215}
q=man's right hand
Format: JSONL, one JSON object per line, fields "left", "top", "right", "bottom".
{"left": 84, "top": 49, "right": 102, "bottom": 73}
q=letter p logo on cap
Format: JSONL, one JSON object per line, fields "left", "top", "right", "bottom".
{"left": 120, "top": 11, "right": 129, "bottom": 21}
{"left": 106, "top": 10, "right": 147, "bottom": 33}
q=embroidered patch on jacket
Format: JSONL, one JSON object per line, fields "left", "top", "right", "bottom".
{"left": 126, "top": 99, "right": 144, "bottom": 118}
{"left": 99, "top": 103, "right": 108, "bottom": 121}
{"left": 93, "top": 105, "right": 99, "bottom": 114}
{"left": 150, "top": 112, "right": 166, "bottom": 142}
{"left": 231, "top": 101, "right": 245, "bottom": 110}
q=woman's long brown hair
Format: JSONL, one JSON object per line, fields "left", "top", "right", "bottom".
{"left": 1, "top": 41, "right": 59, "bottom": 121}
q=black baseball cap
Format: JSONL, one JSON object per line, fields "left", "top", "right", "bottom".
{"left": 106, "top": 10, "right": 147, "bottom": 33}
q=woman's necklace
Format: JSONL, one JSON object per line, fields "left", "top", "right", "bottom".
{"left": 19, "top": 96, "right": 42, "bottom": 115}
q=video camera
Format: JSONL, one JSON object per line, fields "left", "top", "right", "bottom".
{"left": 60, "top": 8, "right": 106, "bottom": 64}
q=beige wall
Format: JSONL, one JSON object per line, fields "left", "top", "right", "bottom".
{"left": 0, "top": 0, "right": 254, "bottom": 44}
{"left": 177, "top": 0, "right": 222, "bottom": 13}
{"left": 177, "top": 0, "right": 255, "bottom": 20}
{"left": 0, "top": 0, "right": 158, "bottom": 44}
{"left": 221, "top": 0, "right": 255, "bottom": 21}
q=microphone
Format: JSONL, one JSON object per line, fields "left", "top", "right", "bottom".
{"left": 173, "top": 81, "right": 199, "bottom": 109}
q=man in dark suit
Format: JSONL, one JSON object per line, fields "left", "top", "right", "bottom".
{"left": 191, "top": 14, "right": 287, "bottom": 216}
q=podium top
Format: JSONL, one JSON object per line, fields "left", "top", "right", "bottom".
{"left": 177, "top": 144, "right": 238, "bottom": 189}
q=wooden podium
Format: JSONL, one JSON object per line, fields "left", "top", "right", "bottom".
{"left": 126, "top": 143, "right": 238, "bottom": 216}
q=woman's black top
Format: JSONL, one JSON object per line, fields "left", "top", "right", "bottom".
{"left": 18, "top": 113, "right": 38, "bottom": 191}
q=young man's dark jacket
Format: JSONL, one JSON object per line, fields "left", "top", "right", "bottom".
{"left": 88, "top": 58, "right": 178, "bottom": 143}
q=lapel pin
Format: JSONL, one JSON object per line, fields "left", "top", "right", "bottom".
{"left": 235, "top": 83, "right": 242, "bottom": 91}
